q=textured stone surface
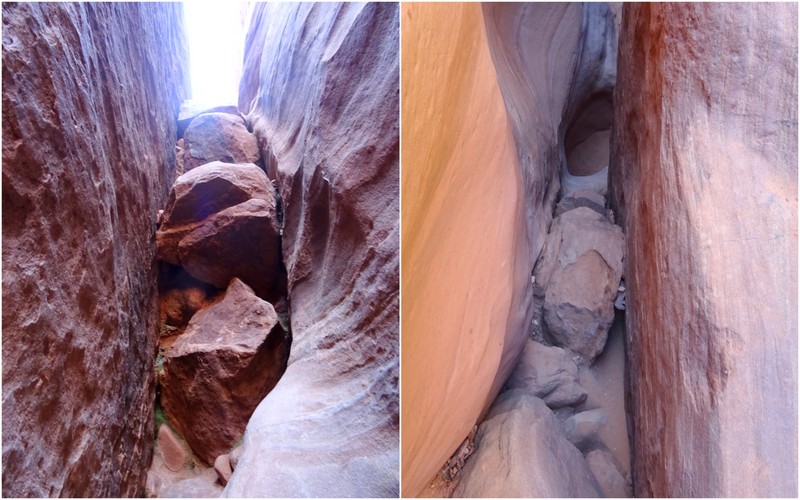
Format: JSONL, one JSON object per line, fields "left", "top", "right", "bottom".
{"left": 177, "top": 101, "right": 240, "bottom": 138}
{"left": 454, "top": 390, "right": 600, "bottom": 498}
{"left": 183, "top": 113, "right": 260, "bottom": 170}
{"left": 609, "top": 3, "right": 797, "bottom": 496}
{"left": 161, "top": 279, "right": 289, "bottom": 465}
{"left": 223, "top": 3, "right": 399, "bottom": 497}
{"left": 401, "top": 4, "right": 619, "bottom": 495}
{"left": 158, "top": 425, "right": 190, "bottom": 473}
{"left": 505, "top": 340, "right": 587, "bottom": 409}
{"left": 586, "top": 449, "right": 630, "bottom": 498}
{"left": 1, "top": 3, "right": 187, "bottom": 497}
{"left": 156, "top": 162, "right": 284, "bottom": 301}
{"left": 562, "top": 408, "right": 608, "bottom": 452}
{"left": 535, "top": 207, "right": 624, "bottom": 364}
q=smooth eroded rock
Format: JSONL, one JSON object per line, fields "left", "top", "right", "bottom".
{"left": 562, "top": 408, "right": 608, "bottom": 452}
{"left": 158, "top": 424, "right": 190, "bottom": 473}
{"left": 505, "top": 339, "right": 587, "bottom": 408}
{"left": 1, "top": 2, "right": 187, "bottom": 496}
{"left": 535, "top": 207, "right": 624, "bottom": 364}
{"left": 223, "top": 3, "right": 399, "bottom": 497}
{"left": 610, "top": 3, "right": 797, "bottom": 496}
{"left": 586, "top": 449, "right": 630, "bottom": 498}
{"left": 161, "top": 279, "right": 289, "bottom": 465}
{"left": 183, "top": 113, "right": 260, "bottom": 170}
{"left": 454, "top": 390, "right": 600, "bottom": 497}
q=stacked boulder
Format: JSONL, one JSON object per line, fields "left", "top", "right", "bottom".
{"left": 149, "top": 110, "right": 290, "bottom": 495}
{"left": 456, "top": 191, "right": 630, "bottom": 497}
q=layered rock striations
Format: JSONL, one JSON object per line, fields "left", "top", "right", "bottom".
{"left": 1, "top": 3, "right": 187, "bottom": 496}
{"left": 610, "top": 3, "right": 798, "bottom": 496}
{"left": 223, "top": 3, "right": 399, "bottom": 497}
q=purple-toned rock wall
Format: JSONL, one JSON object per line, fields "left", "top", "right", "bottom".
{"left": 2, "top": 3, "right": 188, "bottom": 496}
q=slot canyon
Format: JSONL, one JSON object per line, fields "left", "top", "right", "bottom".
{"left": 402, "top": 2, "right": 797, "bottom": 498}
{"left": 2, "top": 2, "right": 398, "bottom": 497}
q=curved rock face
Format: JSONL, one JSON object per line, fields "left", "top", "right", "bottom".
{"left": 400, "top": 4, "right": 531, "bottom": 496}
{"left": 223, "top": 3, "right": 399, "bottom": 497}
{"left": 401, "top": 4, "right": 619, "bottom": 496}
{"left": 609, "top": 3, "right": 798, "bottom": 496}
{"left": 1, "top": 3, "right": 187, "bottom": 497}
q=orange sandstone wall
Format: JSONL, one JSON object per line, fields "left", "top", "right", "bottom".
{"left": 401, "top": 3, "right": 532, "bottom": 496}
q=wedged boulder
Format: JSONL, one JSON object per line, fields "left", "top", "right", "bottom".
{"left": 554, "top": 190, "right": 607, "bottom": 218}
{"left": 160, "top": 279, "right": 289, "bottom": 465}
{"left": 454, "top": 390, "right": 600, "bottom": 497}
{"left": 586, "top": 449, "right": 630, "bottom": 498}
{"left": 156, "top": 162, "right": 284, "bottom": 301}
{"left": 535, "top": 207, "right": 624, "bottom": 363}
{"left": 505, "top": 339, "right": 587, "bottom": 408}
{"left": 183, "top": 113, "right": 261, "bottom": 170}
{"left": 178, "top": 101, "right": 241, "bottom": 138}
{"left": 562, "top": 408, "right": 608, "bottom": 452}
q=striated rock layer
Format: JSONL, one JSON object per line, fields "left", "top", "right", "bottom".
{"left": 223, "top": 3, "right": 399, "bottom": 497}
{"left": 1, "top": 3, "right": 187, "bottom": 497}
{"left": 401, "top": 4, "right": 619, "bottom": 495}
{"left": 609, "top": 3, "right": 798, "bottom": 496}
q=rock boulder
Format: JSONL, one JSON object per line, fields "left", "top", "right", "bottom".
{"left": 156, "top": 162, "right": 284, "bottom": 301}
{"left": 183, "top": 113, "right": 261, "bottom": 170}
{"left": 160, "top": 279, "right": 289, "bottom": 465}
{"left": 535, "top": 207, "right": 624, "bottom": 363}
{"left": 454, "top": 390, "right": 600, "bottom": 497}
{"left": 505, "top": 339, "right": 587, "bottom": 408}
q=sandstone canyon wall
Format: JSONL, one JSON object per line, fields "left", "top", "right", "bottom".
{"left": 2, "top": 3, "right": 187, "bottom": 497}
{"left": 223, "top": 3, "right": 399, "bottom": 497}
{"left": 610, "top": 3, "right": 798, "bottom": 496}
{"left": 401, "top": 3, "right": 619, "bottom": 496}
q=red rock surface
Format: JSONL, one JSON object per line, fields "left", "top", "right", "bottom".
{"left": 158, "top": 425, "right": 189, "bottom": 473}
{"left": 160, "top": 279, "right": 289, "bottom": 465}
{"left": 183, "top": 113, "right": 261, "bottom": 171}
{"left": 223, "top": 3, "right": 399, "bottom": 497}
{"left": 1, "top": 3, "right": 187, "bottom": 496}
{"left": 156, "top": 161, "right": 284, "bottom": 301}
{"left": 610, "top": 3, "right": 797, "bottom": 496}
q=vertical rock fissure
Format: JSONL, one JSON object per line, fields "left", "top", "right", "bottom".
{"left": 145, "top": 104, "right": 292, "bottom": 497}
{"left": 443, "top": 4, "right": 634, "bottom": 497}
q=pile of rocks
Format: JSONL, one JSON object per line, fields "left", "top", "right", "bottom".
{"left": 147, "top": 104, "right": 290, "bottom": 496}
{"left": 455, "top": 191, "right": 630, "bottom": 497}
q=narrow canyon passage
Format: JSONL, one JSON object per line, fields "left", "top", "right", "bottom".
{"left": 2, "top": 3, "right": 399, "bottom": 497}
{"left": 402, "top": 2, "right": 797, "bottom": 498}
